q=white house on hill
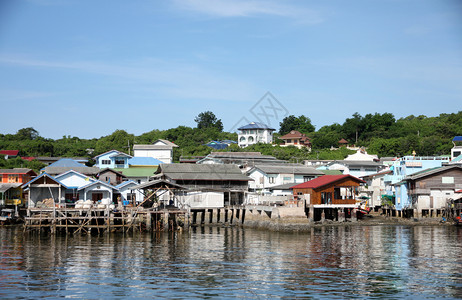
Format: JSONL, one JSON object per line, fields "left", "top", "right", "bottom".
{"left": 238, "top": 122, "right": 275, "bottom": 148}
{"left": 133, "top": 139, "right": 178, "bottom": 164}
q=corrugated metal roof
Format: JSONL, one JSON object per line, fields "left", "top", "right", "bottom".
{"left": 43, "top": 166, "right": 100, "bottom": 176}
{"left": 136, "top": 179, "right": 185, "bottom": 190}
{"left": 128, "top": 157, "right": 163, "bottom": 166}
{"left": 405, "top": 165, "right": 462, "bottom": 181}
{"left": 292, "top": 175, "right": 364, "bottom": 189}
{"left": 268, "top": 182, "right": 299, "bottom": 190}
{"left": 113, "top": 167, "right": 158, "bottom": 177}
{"left": 0, "top": 168, "right": 34, "bottom": 174}
{"left": 453, "top": 136, "right": 462, "bottom": 142}
{"left": 237, "top": 122, "right": 275, "bottom": 131}
{"left": 47, "top": 158, "right": 87, "bottom": 168}
{"left": 0, "top": 150, "right": 19, "bottom": 156}
{"left": 158, "top": 164, "right": 251, "bottom": 181}
{"left": 0, "top": 183, "right": 22, "bottom": 192}
{"left": 250, "top": 164, "right": 324, "bottom": 176}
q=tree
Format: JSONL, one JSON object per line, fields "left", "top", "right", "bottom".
{"left": 16, "top": 127, "right": 39, "bottom": 140}
{"left": 194, "top": 111, "right": 223, "bottom": 131}
{"left": 279, "top": 115, "right": 315, "bottom": 135}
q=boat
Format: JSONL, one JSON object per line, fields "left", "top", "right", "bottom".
{"left": 0, "top": 208, "right": 16, "bottom": 225}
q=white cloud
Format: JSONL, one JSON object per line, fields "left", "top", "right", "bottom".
{"left": 172, "top": 0, "right": 323, "bottom": 23}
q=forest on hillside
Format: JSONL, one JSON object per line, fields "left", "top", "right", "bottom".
{"left": 1, "top": 111, "right": 461, "bottom": 170}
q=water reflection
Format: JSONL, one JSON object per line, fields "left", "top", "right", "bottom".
{"left": 0, "top": 225, "right": 462, "bottom": 298}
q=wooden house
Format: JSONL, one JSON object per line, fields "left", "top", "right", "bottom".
{"left": 97, "top": 168, "right": 128, "bottom": 186}
{"left": 0, "top": 169, "right": 37, "bottom": 206}
{"left": 292, "top": 175, "right": 365, "bottom": 206}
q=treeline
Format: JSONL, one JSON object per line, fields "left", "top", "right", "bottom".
{"left": 1, "top": 112, "right": 461, "bottom": 169}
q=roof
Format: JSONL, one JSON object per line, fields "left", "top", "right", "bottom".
{"left": 338, "top": 139, "right": 349, "bottom": 144}
{"left": 47, "top": 158, "right": 87, "bottom": 168}
{"left": 115, "top": 180, "right": 138, "bottom": 189}
{"left": 291, "top": 175, "right": 365, "bottom": 189}
{"left": 136, "top": 179, "right": 186, "bottom": 190}
{"left": 360, "top": 169, "right": 393, "bottom": 179}
{"left": 279, "top": 130, "right": 310, "bottom": 140}
{"left": 43, "top": 166, "right": 100, "bottom": 176}
{"left": 55, "top": 169, "right": 95, "bottom": 181}
{"left": 268, "top": 182, "right": 300, "bottom": 190}
{"left": 327, "top": 160, "right": 382, "bottom": 167}
{"left": 0, "top": 183, "right": 22, "bottom": 193}
{"left": 22, "top": 172, "right": 68, "bottom": 189}
{"left": 93, "top": 150, "right": 131, "bottom": 160}
{"left": 113, "top": 167, "right": 158, "bottom": 178}
{"left": 0, "top": 150, "right": 19, "bottom": 156}
{"left": 204, "top": 141, "right": 228, "bottom": 150}
{"left": 404, "top": 165, "right": 462, "bottom": 181}
{"left": 98, "top": 168, "right": 128, "bottom": 178}
{"left": 320, "top": 170, "right": 343, "bottom": 175}
{"left": 237, "top": 122, "right": 275, "bottom": 131}
{"left": 453, "top": 136, "right": 462, "bottom": 142}
{"left": 78, "top": 180, "right": 119, "bottom": 191}
{"left": 128, "top": 157, "right": 163, "bottom": 166}
{"left": 154, "top": 139, "right": 178, "bottom": 147}
{"left": 21, "top": 156, "right": 36, "bottom": 161}
{"left": 0, "top": 168, "right": 35, "bottom": 174}
{"left": 157, "top": 164, "right": 252, "bottom": 181}
{"left": 249, "top": 164, "right": 324, "bottom": 176}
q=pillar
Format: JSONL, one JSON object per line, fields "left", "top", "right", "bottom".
{"left": 351, "top": 208, "right": 357, "bottom": 222}
{"left": 321, "top": 209, "right": 325, "bottom": 223}
{"left": 338, "top": 209, "right": 345, "bottom": 222}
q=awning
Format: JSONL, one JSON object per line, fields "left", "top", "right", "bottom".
{"left": 0, "top": 183, "right": 22, "bottom": 193}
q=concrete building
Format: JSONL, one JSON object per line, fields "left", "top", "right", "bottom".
{"left": 237, "top": 122, "right": 275, "bottom": 148}
{"left": 133, "top": 139, "right": 178, "bottom": 164}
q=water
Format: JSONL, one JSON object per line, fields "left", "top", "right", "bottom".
{"left": 1, "top": 225, "right": 462, "bottom": 299}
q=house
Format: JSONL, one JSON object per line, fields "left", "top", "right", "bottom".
{"left": 344, "top": 148, "right": 379, "bottom": 161}
{"left": 22, "top": 173, "right": 67, "bottom": 208}
{"left": 246, "top": 164, "right": 324, "bottom": 194}
{"left": 115, "top": 180, "right": 140, "bottom": 205}
{"left": 77, "top": 180, "right": 118, "bottom": 205}
{"left": 112, "top": 167, "right": 158, "bottom": 185}
{"left": 360, "top": 169, "right": 392, "bottom": 210}
{"left": 128, "top": 157, "right": 163, "bottom": 167}
{"left": 319, "top": 160, "right": 385, "bottom": 178}
{"left": 196, "top": 152, "right": 286, "bottom": 172}
{"left": 397, "top": 165, "right": 462, "bottom": 217}
{"left": 279, "top": 130, "right": 311, "bottom": 150}
{"left": 0, "top": 150, "right": 19, "bottom": 159}
{"left": 133, "top": 139, "right": 178, "bottom": 164}
{"left": 35, "top": 156, "right": 89, "bottom": 166}
{"left": 384, "top": 155, "right": 450, "bottom": 211}
{"left": 237, "top": 122, "right": 275, "bottom": 148}
{"left": 292, "top": 175, "right": 365, "bottom": 221}
{"left": 0, "top": 169, "right": 37, "bottom": 207}
{"left": 41, "top": 158, "right": 100, "bottom": 176}
{"left": 451, "top": 136, "right": 462, "bottom": 161}
{"left": 93, "top": 150, "right": 132, "bottom": 169}
{"left": 97, "top": 168, "right": 128, "bottom": 186}
{"left": 155, "top": 164, "right": 252, "bottom": 207}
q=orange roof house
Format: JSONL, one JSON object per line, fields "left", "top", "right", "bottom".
{"left": 279, "top": 130, "right": 312, "bottom": 150}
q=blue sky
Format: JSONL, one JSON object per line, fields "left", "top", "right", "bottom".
{"left": 0, "top": 0, "right": 461, "bottom": 139}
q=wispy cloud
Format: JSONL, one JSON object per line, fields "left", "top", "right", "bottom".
{"left": 0, "top": 54, "right": 257, "bottom": 103}
{"left": 172, "top": 0, "right": 323, "bottom": 23}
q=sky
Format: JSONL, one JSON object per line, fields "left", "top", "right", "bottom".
{"left": 0, "top": 0, "right": 461, "bottom": 139}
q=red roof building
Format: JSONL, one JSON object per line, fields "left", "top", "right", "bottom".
{"left": 292, "top": 175, "right": 365, "bottom": 206}
{"left": 279, "top": 130, "right": 311, "bottom": 149}
{"left": 0, "top": 150, "right": 19, "bottom": 158}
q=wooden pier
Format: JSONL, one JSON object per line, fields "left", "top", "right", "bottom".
{"left": 24, "top": 207, "right": 188, "bottom": 234}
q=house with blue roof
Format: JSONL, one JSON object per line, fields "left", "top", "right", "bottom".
{"left": 116, "top": 180, "right": 141, "bottom": 204}
{"left": 42, "top": 158, "right": 100, "bottom": 176}
{"left": 237, "top": 122, "right": 275, "bottom": 148}
{"left": 93, "top": 150, "right": 132, "bottom": 169}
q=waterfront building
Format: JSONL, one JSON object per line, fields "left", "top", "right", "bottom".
{"left": 246, "top": 164, "right": 323, "bottom": 194}
{"left": 133, "top": 139, "right": 178, "bottom": 164}
{"left": 93, "top": 150, "right": 131, "bottom": 169}
{"left": 237, "top": 122, "right": 275, "bottom": 148}
{"left": 318, "top": 160, "right": 385, "bottom": 178}
{"left": 397, "top": 165, "right": 462, "bottom": 217}
{"left": 383, "top": 155, "right": 450, "bottom": 211}
{"left": 0, "top": 168, "right": 37, "bottom": 207}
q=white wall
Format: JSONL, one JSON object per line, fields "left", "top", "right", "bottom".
{"left": 178, "top": 191, "right": 224, "bottom": 208}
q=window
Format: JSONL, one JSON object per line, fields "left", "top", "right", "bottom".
{"left": 303, "top": 176, "right": 314, "bottom": 182}
{"left": 115, "top": 159, "right": 125, "bottom": 165}
{"left": 8, "top": 174, "right": 19, "bottom": 183}
{"left": 240, "top": 136, "right": 246, "bottom": 142}
{"left": 268, "top": 176, "right": 275, "bottom": 184}
{"left": 127, "top": 193, "right": 136, "bottom": 201}
{"left": 321, "top": 192, "right": 332, "bottom": 204}
{"left": 248, "top": 136, "right": 254, "bottom": 143}
{"left": 442, "top": 177, "right": 454, "bottom": 184}
{"left": 102, "top": 159, "right": 111, "bottom": 165}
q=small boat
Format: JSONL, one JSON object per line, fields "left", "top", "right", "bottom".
{"left": 454, "top": 215, "right": 462, "bottom": 226}
{"left": 0, "top": 208, "right": 16, "bottom": 225}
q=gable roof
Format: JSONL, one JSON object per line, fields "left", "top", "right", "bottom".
{"left": 47, "top": 158, "right": 87, "bottom": 168}
{"left": 157, "top": 164, "right": 252, "bottom": 181}
{"left": 136, "top": 179, "right": 186, "bottom": 190}
{"left": 55, "top": 169, "right": 95, "bottom": 181}
{"left": 0, "top": 150, "right": 19, "bottom": 156}
{"left": 404, "top": 165, "right": 462, "bottom": 181}
{"left": 0, "top": 168, "right": 36, "bottom": 175}
{"left": 115, "top": 180, "right": 138, "bottom": 189}
{"left": 78, "top": 179, "right": 119, "bottom": 191}
{"left": 153, "top": 139, "right": 178, "bottom": 147}
{"left": 128, "top": 157, "right": 163, "bottom": 166}
{"left": 453, "top": 136, "right": 462, "bottom": 142}
{"left": 237, "top": 122, "right": 275, "bottom": 131}
{"left": 279, "top": 130, "right": 310, "bottom": 140}
{"left": 268, "top": 182, "right": 300, "bottom": 190}
{"left": 97, "top": 168, "right": 128, "bottom": 178}
{"left": 291, "top": 175, "right": 365, "bottom": 189}
{"left": 22, "top": 172, "right": 67, "bottom": 189}
{"left": 248, "top": 164, "right": 324, "bottom": 176}
{"left": 93, "top": 150, "right": 131, "bottom": 160}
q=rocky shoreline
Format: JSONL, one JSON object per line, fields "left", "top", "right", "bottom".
{"left": 242, "top": 213, "right": 454, "bottom": 232}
